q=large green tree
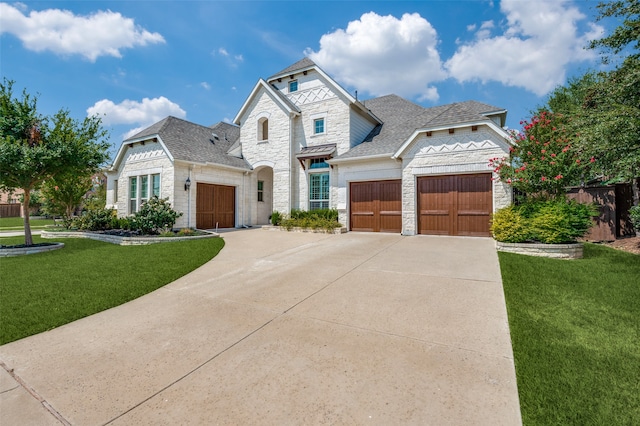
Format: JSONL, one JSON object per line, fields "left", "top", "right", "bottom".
{"left": 0, "top": 80, "right": 110, "bottom": 245}
{"left": 541, "top": 0, "right": 639, "bottom": 201}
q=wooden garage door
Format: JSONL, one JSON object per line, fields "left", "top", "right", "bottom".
{"left": 196, "top": 183, "right": 235, "bottom": 229}
{"left": 350, "top": 180, "right": 402, "bottom": 233}
{"left": 418, "top": 174, "right": 492, "bottom": 237}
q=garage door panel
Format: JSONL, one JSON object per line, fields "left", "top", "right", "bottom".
{"left": 350, "top": 180, "right": 401, "bottom": 233}
{"left": 418, "top": 174, "right": 491, "bottom": 237}
{"left": 196, "top": 183, "right": 235, "bottom": 229}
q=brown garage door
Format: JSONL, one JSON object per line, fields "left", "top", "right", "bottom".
{"left": 350, "top": 180, "right": 401, "bottom": 233}
{"left": 196, "top": 183, "right": 235, "bottom": 229}
{"left": 418, "top": 174, "right": 492, "bottom": 237}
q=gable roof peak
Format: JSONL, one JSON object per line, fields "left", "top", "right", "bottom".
{"left": 268, "top": 57, "right": 317, "bottom": 81}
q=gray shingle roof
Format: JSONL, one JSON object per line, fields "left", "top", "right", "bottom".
{"left": 125, "top": 117, "right": 250, "bottom": 170}
{"left": 335, "top": 95, "right": 505, "bottom": 160}
{"left": 268, "top": 58, "right": 317, "bottom": 80}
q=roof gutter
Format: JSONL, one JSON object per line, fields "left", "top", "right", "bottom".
{"left": 174, "top": 159, "right": 253, "bottom": 173}
{"left": 327, "top": 153, "right": 395, "bottom": 165}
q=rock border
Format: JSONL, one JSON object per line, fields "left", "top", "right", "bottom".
{"left": 41, "top": 230, "right": 219, "bottom": 246}
{"left": 262, "top": 225, "right": 347, "bottom": 234}
{"left": 0, "top": 242, "right": 65, "bottom": 257}
{"left": 496, "top": 241, "right": 583, "bottom": 259}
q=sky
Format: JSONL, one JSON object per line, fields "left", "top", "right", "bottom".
{"left": 1, "top": 0, "right": 612, "bottom": 160}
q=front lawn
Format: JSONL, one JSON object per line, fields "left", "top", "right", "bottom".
{"left": 0, "top": 235, "right": 224, "bottom": 345}
{"left": 0, "top": 217, "right": 56, "bottom": 230}
{"left": 500, "top": 244, "right": 640, "bottom": 425}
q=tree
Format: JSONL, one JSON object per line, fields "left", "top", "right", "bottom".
{"left": 40, "top": 173, "right": 94, "bottom": 220}
{"left": 0, "top": 79, "right": 110, "bottom": 245}
{"left": 541, "top": 1, "right": 640, "bottom": 201}
{"left": 489, "top": 111, "right": 595, "bottom": 198}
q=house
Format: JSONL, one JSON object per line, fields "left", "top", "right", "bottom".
{"left": 106, "top": 58, "right": 512, "bottom": 236}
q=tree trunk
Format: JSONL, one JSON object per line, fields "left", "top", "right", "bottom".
{"left": 22, "top": 189, "right": 33, "bottom": 246}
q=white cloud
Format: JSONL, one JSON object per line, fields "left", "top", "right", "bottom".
{"left": 200, "top": 82, "right": 211, "bottom": 90}
{"left": 446, "top": 0, "right": 603, "bottom": 95}
{"left": 0, "top": 3, "right": 164, "bottom": 61}
{"left": 218, "top": 47, "right": 229, "bottom": 56}
{"left": 87, "top": 97, "right": 186, "bottom": 129}
{"left": 306, "top": 12, "right": 446, "bottom": 101}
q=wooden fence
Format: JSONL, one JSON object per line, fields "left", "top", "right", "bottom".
{"left": 566, "top": 184, "right": 635, "bottom": 241}
{"left": 0, "top": 204, "right": 21, "bottom": 218}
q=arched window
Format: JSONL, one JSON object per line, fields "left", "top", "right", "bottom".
{"left": 258, "top": 117, "right": 269, "bottom": 141}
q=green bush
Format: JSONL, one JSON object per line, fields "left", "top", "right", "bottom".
{"left": 491, "top": 205, "right": 531, "bottom": 243}
{"left": 270, "top": 211, "right": 282, "bottom": 226}
{"left": 630, "top": 205, "right": 640, "bottom": 232}
{"left": 492, "top": 199, "right": 596, "bottom": 244}
{"left": 73, "top": 208, "right": 116, "bottom": 231}
{"left": 131, "top": 196, "right": 182, "bottom": 235}
{"left": 280, "top": 209, "right": 341, "bottom": 231}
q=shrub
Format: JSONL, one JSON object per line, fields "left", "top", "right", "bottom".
{"left": 492, "top": 199, "right": 596, "bottom": 244}
{"left": 279, "top": 209, "right": 341, "bottom": 231}
{"left": 491, "top": 206, "right": 531, "bottom": 243}
{"left": 73, "top": 208, "right": 116, "bottom": 231}
{"left": 131, "top": 196, "right": 182, "bottom": 235}
{"left": 630, "top": 205, "right": 640, "bottom": 232}
{"left": 270, "top": 211, "right": 282, "bottom": 226}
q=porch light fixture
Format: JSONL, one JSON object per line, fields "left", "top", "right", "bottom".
{"left": 184, "top": 177, "right": 191, "bottom": 191}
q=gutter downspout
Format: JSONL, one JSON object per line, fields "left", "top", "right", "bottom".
{"left": 289, "top": 112, "right": 295, "bottom": 213}
{"left": 187, "top": 165, "right": 193, "bottom": 229}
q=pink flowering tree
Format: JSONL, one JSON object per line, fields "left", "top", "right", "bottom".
{"left": 490, "top": 111, "right": 595, "bottom": 199}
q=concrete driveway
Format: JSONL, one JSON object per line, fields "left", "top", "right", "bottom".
{"left": 0, "top": 229, "right": 521, "bottom": 425}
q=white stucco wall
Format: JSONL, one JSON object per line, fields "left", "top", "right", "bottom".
{"left": 400, "top": 126, "right": 512, "bottom": 235}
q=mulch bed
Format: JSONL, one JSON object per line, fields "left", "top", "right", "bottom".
{"left": 601, "top": 235, "right": 640, "bottom": 255}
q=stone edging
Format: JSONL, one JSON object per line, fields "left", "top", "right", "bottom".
{"left": 41, "top": 230, "right": 219, "bottom": 246}
{"left": 496, "top": 241, "right": 583, "bottom": 259}
{"left": 262, "top": 225, "right": 347, "bottom": 234}
{"left": 0, "top": 242, "right": 64, "bottom": 257}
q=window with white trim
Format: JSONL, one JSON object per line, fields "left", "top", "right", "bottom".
{"left": 309, "top": 172, "right": 329, "bottom": 210}
{"left": 289, "top": 80, "right": 298, "bottom": 93}
{"left": 129, "top": 173, "right": 161, "bottom": 214}
{"left": 129, "top": 177, "right": 138, "bottom": 213}
{"left": 313, "top": 118, "right": 325, "bottom": 135}
{"left": 114, "top": 179, "right": 118, "bottom": 202}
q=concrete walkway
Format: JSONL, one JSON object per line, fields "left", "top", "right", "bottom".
{"left": 0, "top": 229, "right": 521, "bottom": 425}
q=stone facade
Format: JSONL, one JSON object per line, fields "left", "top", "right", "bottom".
{"left": 399, "top": 126, "right": 512, "bottom": 235}
{"left": 108, "top": 59, "right": 513, "bottom": 235}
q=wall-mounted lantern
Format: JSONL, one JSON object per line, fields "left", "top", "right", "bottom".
{"left": 184, "top": 177, "right": 191, "bottom": 191}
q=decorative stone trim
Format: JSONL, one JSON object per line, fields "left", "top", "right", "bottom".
{"left": 41, "top": 230, "right": 219, "bottom": 246}
{"left": 0, "top": 243, "right": 64, "bottom": 257}
{"left": 496, "top": 241, "right": 583, "bottom": 259}
{"left": 262, "top": 225, "right": 347, "bottom": 234}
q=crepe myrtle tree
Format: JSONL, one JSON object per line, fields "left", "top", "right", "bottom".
{"left": 0, "top": 79, "right": 110, "bottom": 245}
{"left": 489, "top": 111, "right": 595, "bottom": 199}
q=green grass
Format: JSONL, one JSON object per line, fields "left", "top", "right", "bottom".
{"left": 499, "top": 244, "right": 640, "bottom": 425}
{"left": 0, "top": 235, "right": 224, "bottom": 345}
{"left": 0, "top": 217, "right": 56, "bottom": 229}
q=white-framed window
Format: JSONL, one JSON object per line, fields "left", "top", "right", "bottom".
{"left": 129, "top": 177, "right": 138, "bottom": 213}
{"left": 114, "top": 179, "right": 118, "bottom": 202}
{"left": 313, "top": 118, "right": 325, "bottom": 135}
{"left": 309, "top": 172, "right": 329, "bottom": 210}
{"left": 257, "top": 180, "right": 264, "bottom": 202}
{"left": 129, "top": 173, "right": 161, "bottom": 214}
{"left": 140, "top": 175, "right": 149, "bottom": 205}
{"left": 289, "top": 80, "right": 298, "bottom": 93}
{"left": 152, "top": 174, "right": 160, "bottom": 197}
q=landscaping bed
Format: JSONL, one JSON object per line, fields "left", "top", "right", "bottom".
{"left": 40, "top": 229, "right": 217, "bottom": 246}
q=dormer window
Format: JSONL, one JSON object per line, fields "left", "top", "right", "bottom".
{"left": 289, "top": 80, "right": 298, "bottom": 93}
